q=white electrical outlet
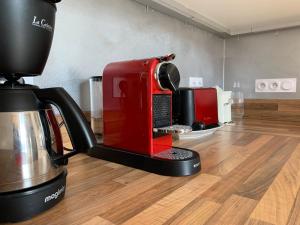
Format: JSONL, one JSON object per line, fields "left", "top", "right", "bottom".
{"left": 189, "top": 77, "right": 203, "bottom": 88}
{"left": 255, "top": 78, "right": 297, "bottom": 93}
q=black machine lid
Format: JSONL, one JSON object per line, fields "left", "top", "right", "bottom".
{"left": 156, "top": 63, "right": 180, "bottom": 92}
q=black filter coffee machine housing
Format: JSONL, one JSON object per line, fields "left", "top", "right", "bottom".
{"left": 0, "top": 0, "right": 96, "bottom": 222}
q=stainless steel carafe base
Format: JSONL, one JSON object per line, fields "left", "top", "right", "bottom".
{"left": 0, "top": 111, "right": 65, "bottom": 193}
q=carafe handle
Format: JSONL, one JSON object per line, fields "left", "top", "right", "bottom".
{"left": 35, "top": 88, "right": 97, "bottom": 165}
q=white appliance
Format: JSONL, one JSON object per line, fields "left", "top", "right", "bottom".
{"left": 215, "top": 86, "right": 232, "bottom": 124}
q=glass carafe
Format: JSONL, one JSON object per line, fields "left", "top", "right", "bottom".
{"left": 231, "top": 81, "right": 244, "bottom": 119}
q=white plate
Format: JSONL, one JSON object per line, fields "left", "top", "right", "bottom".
{"left": 173, "top": 124, "right": 223, "bottom": 140}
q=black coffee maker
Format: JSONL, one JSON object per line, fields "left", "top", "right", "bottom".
{"left": 0, "top": 0, "right": 96, "bottom": 222}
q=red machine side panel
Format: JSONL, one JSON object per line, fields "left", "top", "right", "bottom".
{"left": 103, "top": 59, "right": 154, "bottom": 155}
{"left": 103, "top": 57, "right": 174, "bottom": 156}
{"left": 194, "top": 88, "right": 218, "bottom": 126}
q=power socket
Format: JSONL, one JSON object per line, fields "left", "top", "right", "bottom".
{"left": 189, "top": 77, "right": 203, "bottom": 88}
{"left": 256, "top": 78, "right": 297, "bottom": 93}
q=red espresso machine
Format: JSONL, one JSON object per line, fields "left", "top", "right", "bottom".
{"left": 89, "top": 54, "right": 201, "bottom": 176}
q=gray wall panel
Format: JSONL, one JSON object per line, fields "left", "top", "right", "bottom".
{"left": 225, "top": 28, "right": 300, "bottom": 99}
{"left": 35, "top": 0, "right": 224, "bottom": 110}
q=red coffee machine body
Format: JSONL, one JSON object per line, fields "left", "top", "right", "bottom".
{"left": 103, "top": 58, "right": 172, "bottom": 156}
{"left": 194, "top": 88, "right": 218, "bottom": 127}
{"left": 89, "top": 54, "right": 201, "bottom": 177}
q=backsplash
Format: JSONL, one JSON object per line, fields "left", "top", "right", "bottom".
{"left": 33, "top": 0, "right": 224, "bottom": 111}
{"left": 225, "top": 28, "right": 300, "bottom": 99}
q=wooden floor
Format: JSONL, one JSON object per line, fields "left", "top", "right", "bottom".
{"left": 7, "top": 119, "right": 300, "bottom": 225}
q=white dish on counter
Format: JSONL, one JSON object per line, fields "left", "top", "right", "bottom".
{"left": 173, "top": 124, "right": 223, "bottom": 140}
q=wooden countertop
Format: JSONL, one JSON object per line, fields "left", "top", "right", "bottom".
{"left": 7, "top": 119, "right": 300, "bottom": 225}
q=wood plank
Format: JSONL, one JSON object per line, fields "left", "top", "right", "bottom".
{"left": 101, "top": 176, "right": 191, "bottom": 224}
{"left": 194, "top": 133, "right": 245, "bottom": 173}
{"left": 286, "top": 187, "right": 300, "bottom": 225}
{"left": 13, "top": 120, "right": 300, "bottom": 225}
{"left": 67, "top": 163, "right": 116, "bottom": 186}
{"left": 18, "top": 180, "right": 124, "bottom": 225}
{"left": 279, "top": 103, "right": 300, "bottom": 112}
{"left": 67, "top": 159, "right": 107, "bottom": 177}
{"left": 191, "top": 131, "right": 244, "bottom": 152}
{"left": 122, "top": 174, "right": 220, "bottom": 225}
{"left": 248, "top": 143, "right": 300, "bottom": 225}
{"left": 105, "top": 162, "right": 124, "bottom": 169}
{"left": 244, "top": 99, "right": 300, "bottom": 122}
{"left": 245, "top": 99, "right": 300, "bottom": 105}
{"left": 202, "top": 136, "right": 290, "bottom": 203}
{"left": 37, "top": 174, "right": 170, "bottom": 225}
{"left": 243, "top": 135, "right": 274, "bottom": 157}
{"left": 237, "top": 137, "right": 300, "bottom": 200}
{"left": 67, "top": 155, "right": 102, "bottom": 168}
{"left": 81, "top": 216, "right": 114, "bottom": 225}
{"left": 233, "top": 133, "right": 260, "bottom": 146}
{"left": 164, "top": 199, "right": 221, "bottom": 225}
{"left": 245, "top": 102, "right": 278, "bottom": 111}
{"left": 245, "top": 219, "right": 275, "bottom": 225}
{"left": 61, "top": 125, "right": 73, "bottom": 149}
{"left": 204, "top": 195, "right": 257, "bottom": 225}
{"left": 242, "top": 119, "right": 300, "bottom": 128}
{"left": 209, "top": 135, "right": 274, "bottom": 177}
{"left": 113, "top": 169, "right": 146, "bottom": 185}
{"left": 200, "top": 145, "right": 243, "bottom": 174}
{"left": 220, "top": 123, "right": 300, "bottom": 138}
{"left": 208, "top": 148, "right": 246, "bottom": 176}
{"left": 66, "top": 167, "right": 131, "bottom": 197}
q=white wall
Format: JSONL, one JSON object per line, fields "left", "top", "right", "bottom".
{"left": 35, "top": 0, "right": 225, "bottom": 110}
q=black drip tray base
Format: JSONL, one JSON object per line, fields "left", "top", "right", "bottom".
{"left": 88, "top": 145, "right": 201, "bottom": 176}
{"left": 0, "top": 170, "right": 67, "bottom": 223}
